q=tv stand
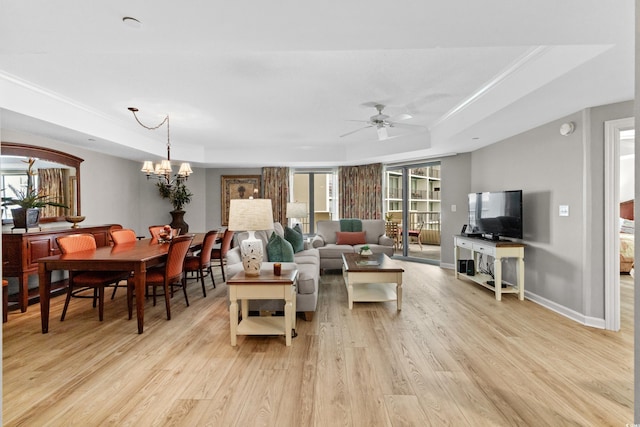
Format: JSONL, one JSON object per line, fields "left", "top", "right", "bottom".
{"left": 453, "top": 235, "right": 525, "bottom": 301}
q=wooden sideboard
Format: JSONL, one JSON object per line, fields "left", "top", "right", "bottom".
{"left": 2, "top": 225, "right": 117, "bottom": 312}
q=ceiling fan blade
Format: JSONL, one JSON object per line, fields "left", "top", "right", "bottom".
{"left": 389, "top": 122, "right": 427, "bottom": 131}
{"left": 387, "top": 113, "right": 412, "bottom": 122}
{"left": 340, "top": 125, "right": 373, "bottom": 138}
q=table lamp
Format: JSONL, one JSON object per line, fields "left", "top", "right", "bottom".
{"left": 228, "top": 198, "right": 274, "bottom": 276}
{"left": 286, "top": 202, "right": 308, "bottom": 229}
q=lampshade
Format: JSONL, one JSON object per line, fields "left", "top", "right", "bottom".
{"left": 178, "top": 162, "right": 193, "bottom": 177}
{"left": 286, "top": 202, "right": 308, "bottom": 219}
{"left": 141, "top": 161, "right": 155, "bottom": 174}
{"left": 228, "top": 198, "right": 274, "bottom": 276}
{"left": 228, "top": 199, "right": 274, "bottom": 232}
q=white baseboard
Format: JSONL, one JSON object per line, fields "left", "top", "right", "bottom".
{"left": 439, "top": 265, "right": 605, "bottom": 329}
{"left": 524, "top": 290, "right": 605, "bottom": 330}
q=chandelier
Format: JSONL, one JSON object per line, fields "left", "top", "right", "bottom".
{"left": 128, "top": 107, "right": 193, "bottom": 186}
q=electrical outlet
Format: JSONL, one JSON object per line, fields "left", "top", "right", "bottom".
{"left": 559, "top": 205, "right": 569, "bottom": 217}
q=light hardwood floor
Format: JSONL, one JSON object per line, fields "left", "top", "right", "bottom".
{"left": 3, "top": 263, "right": 634, "bottom": 426}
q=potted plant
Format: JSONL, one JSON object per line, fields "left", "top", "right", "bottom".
{"left": 359, "top": 244, "right": 373, "bottom": 256}
{"left": 1, "top": 158, "right": 67, "bottom": 231}
{"left": 157, "top": 181, "right": 193, "bottom": 233}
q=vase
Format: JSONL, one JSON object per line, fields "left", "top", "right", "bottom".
{"left": 12, "top": 208, "right": 40, "bottom": 231}
{"left": 169, "top": 210, "right": 189, "bottom": 234}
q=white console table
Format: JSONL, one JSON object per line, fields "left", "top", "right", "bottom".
{"left": 453, "top": 235, "right": 525, "bottom": 301}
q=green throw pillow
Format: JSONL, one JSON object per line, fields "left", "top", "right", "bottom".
{"left": 284, "top": 225, "right": 305, "bottom": 253}
{"left": 266, "top": 232, "right": 294, "bottom": 262}
{"left": 339, "top": 218, "right": 363, "bottom": 232}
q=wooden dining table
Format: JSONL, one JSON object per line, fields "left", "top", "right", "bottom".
{"left": 38, "top": 233, "right": 204, "bottom": 334}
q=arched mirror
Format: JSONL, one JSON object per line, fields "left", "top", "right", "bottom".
{"left": 1, "top": 142, "right": 82, "bottom": 224}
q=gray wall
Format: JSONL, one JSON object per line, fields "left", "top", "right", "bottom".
{"left": 1, "top": 129, "right": 208, "bottom": 237}
{"left": 455, "top": 101, "right": 633, "bottom": 321}
{"left": 439, "top": 153, "right": 471, "bottom": 269}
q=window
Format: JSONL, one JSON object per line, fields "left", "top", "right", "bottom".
{"left": 291, "top": 170, "right": 337, "bottom": 235}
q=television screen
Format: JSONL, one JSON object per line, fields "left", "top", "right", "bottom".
{"left": 468, "top": 190, "right": 523, "bottom": 240}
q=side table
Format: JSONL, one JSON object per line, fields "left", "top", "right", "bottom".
{"left": 227, "top": 268, "right": 298, "bottom": 346}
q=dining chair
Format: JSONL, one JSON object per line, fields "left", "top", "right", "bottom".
{"left": 127, "top": 234, "right": 194, "bottom": 321}
{"left": 385, "top": 221, "right": 400, "bottom": 251}
{"left": 56, "top": 234, "right": 131, "bottom": 322}
{"left": 212, "top": 229, "right": 234, "bottom": 282}
{"left": 183, "top": 230, "right": 219, "bottom": 297}
{"left": 149, "top": 225, "right": 181, "bottom": 243}
{"left": 408, "top": 223, "right": 423, "bottom": 250}
{"left": 108, "top": 228, "right": 138, "bottom": 299}
{"left": 108, "top": 224, "right": 123, "bottom": 245}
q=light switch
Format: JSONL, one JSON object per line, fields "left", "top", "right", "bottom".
{"left": 451, "top": 204, "right": 457, "bottom": 212}
{"left": 559, "top": 205, "right": 569, "bottom": 217}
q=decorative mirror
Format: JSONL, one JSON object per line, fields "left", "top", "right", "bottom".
{"left": 1, "top": 142, "right": 83, "bottom": 224}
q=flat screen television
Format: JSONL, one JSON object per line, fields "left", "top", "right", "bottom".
{"left": 467, "top": 190, "right": 523, "bottom": 240}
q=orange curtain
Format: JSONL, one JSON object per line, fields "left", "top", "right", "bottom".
{"left": 338, "top": 163, "right": 382, "bottom": 219}
{"left": 262, "top": 167, "right": 289, "bottom": 224}
{"left": 39, "top": 168, "right": 65, "bottom": 217}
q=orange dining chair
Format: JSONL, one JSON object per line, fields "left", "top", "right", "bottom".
{"left": 149, "top": 225, "right": 181, "bottom": 243}
{"left": 127, "top": 234, "right": 194, "bottom": 321}
{"left": 108, "top": 224, "right": 123, "bottom": 245}
{"left": 108, "top": 228, "right": 138, "bottom": 299}
{"left": 212, "top": 229, "right": 234, "bottom": 282}
{"left": 56, "top": 234, "right": 131, "bottom": 322}
{"left": 184, "top": 230, "right": 219, "bottom": 297}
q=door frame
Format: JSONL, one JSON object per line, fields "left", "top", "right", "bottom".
{"left": 604, "top": 117, "right": 634, "bottom": 331}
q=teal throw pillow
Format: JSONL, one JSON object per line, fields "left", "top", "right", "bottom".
{"left": 339, "top": 218, "right": 363, "bottom": 232}
{"left": 284, "top": 225, "right": 304, "bottom": 253}
{"left": 266, "top": 232, "right": 294, "bottom": 262}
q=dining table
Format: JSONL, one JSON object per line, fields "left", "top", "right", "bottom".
{"left": 38, "top": 233, "right": 204, "bottom": 334}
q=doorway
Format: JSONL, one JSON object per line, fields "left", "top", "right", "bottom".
{"left": 384, "top": 162, "right": 441, "bottom": 264}
{"left": 604, "top": 117, "right": 634, "bottom": 331}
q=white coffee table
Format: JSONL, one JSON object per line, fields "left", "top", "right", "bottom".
{"left": 342, "top": 253, "right": 404, "bottom": 310}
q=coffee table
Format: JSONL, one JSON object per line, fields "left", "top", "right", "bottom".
{"left": 227, "top": 268, "right": 298, "bottom": 346}
{"left": 342, "top": 253, "right": 404, "bottom": 310}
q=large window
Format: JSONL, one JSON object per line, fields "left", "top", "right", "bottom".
{"left": 291, "top": 170, "right": 337, "bottom": 235}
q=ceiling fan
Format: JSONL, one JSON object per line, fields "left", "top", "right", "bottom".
{"left": 340, "top": 103, "right": 426, "bottom": 140}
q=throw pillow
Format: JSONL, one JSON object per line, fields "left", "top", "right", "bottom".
{"left": 266, "top": 232, "right": 294, "bottom": 262}
{"left": 335, "top": 231, "right": 366, "bottom": 245}
{"left": 284, "top": 225, "right": 305, "bottom": 253}
{"left": 339, "top": 218, "right": 362, "bottom": 232}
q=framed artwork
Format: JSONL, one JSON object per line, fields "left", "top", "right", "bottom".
{"left": 221, "top": 175, "right": 261, "bottom": 225}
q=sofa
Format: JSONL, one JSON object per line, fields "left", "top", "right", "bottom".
{"left": 311, "top": 219, "right": 395, "bottom": 270}
{"left": 226, "top": 222, "right": 320, "bottom": 320}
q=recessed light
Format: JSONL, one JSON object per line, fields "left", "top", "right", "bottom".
{"left": 122, "top": 16, "right": 142, "bottom": 29}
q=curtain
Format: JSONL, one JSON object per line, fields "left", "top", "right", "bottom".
{"left": 262, "top": 167, "right": 289, "bottom": 224}
{"left": 39, "top": 168, "right": 66, "bottom": 217}
{"left": 338, "top": 163, "right": 382, "bottom": 219}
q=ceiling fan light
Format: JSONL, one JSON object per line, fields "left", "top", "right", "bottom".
{"left": 377, "top": 126, "right": 388, "bottom": 140}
